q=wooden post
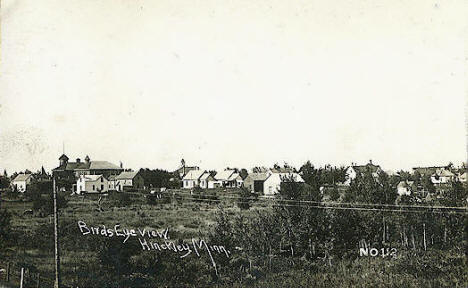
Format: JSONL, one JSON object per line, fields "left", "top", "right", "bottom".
{"left": 6, "top": 262, "right": 10, "bottom": 282}
{"left": 53, "top": 177, "right": 61, "bottom": 288}
{"left": 423, "top": 223, "right": 427, "bottom": 251}
{"left": 20, "top": 267, "right": 24, "bottom": 288}
{"left": 36, "top": 273, "right": 40, "bottom": 288}
{"left": 382, "top": 217, "right": 385, "bottom": 244}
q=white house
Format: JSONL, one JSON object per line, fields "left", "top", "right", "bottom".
{"left": 76, "top": 174, "right": 108, "bottom": 194}
{"left": 115, "top": 171, "right": 145, "bottom": 191}
{"left": 107, "top": 175, "right": 117, "bottom": 191}
{"left": 431, "top": 168, "right": 456, "bottom": 184}
{"left": 182, "top": 170, "right": 207, "bottom": 189}
{"left": 263, "top": 172, "right": 305, "bottom": 196}
{"left": 228, "top": 172, "right": 244, "bottom": 188}
{"left": 344, "top": 161, "right": 382, "bottom": 185}
{"left": 199, "top": 172, "right": 218, "bottom": 189}
{"left": 11, "top": 174, "right": 33, "bottom": 193}
{"left": 214, "top": 169, "right": 243, "bottom": 188}
{"left": 397, "top": 181, "right": 414, "bottom": 196}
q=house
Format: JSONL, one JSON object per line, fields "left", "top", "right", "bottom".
{"left": 412, "top": 166, "right": 441, "bottom": 177}
{"left": 107, "top": 175, "right": 118, "bottom": 191}
{"left": 397, "top": 180, "right": 414, "bottom": 196}
{"left": 11, "top": 174, "right": 33, "bottom": 193}
{"left": 431, "top": 168, "right": 456, "bottom": 184}
{"left": 182, "top": 170, "right": 207, "bottom": 189}
{"left": 76, "top": 174, "right": 108, "bottom": 194}
{"left": 52, "top": 154, "right": 123, "bottom": 190}
{"left": 243, "top": 172, "right": 270, "bottom": 193}
{"left": 229, "top": 173, "right": 244, "bottom": 188}
{"left": 173, "top": 159, "right": 200, "bottom": 179}
{"left": 344, "top": 160, "right": 382, "bottom": 185}
{"left": 458, "top": 172, "right": 467, "bottom": 183}
{"left": 115, "top": 171, "right": 145, "bottom": 191}
{"left": 199, "top": 172, "right": 218, "bottom": 189}
{"left": 213, "top": 169, "right": 243, "bottom": 188}
{"left": 263, "top": 172, "right": 305, "bottom": 196}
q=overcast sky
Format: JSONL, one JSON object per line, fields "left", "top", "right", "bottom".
{"left": 0, "top": 0, "right": 467, "bottom": 174}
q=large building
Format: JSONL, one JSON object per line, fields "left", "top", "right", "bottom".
{"left": 52, "top": 154, "right": 123, "bottom": 190}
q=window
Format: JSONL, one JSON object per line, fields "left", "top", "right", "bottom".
{"left": 101, "top": 185, "right": 104, "bottom": 190}
{"left": 92, "top": 185, "right": 95, "bottom": 191}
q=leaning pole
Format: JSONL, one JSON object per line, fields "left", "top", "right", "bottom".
{"left": 53, "top": 177, "right": 61, "bottom": 288}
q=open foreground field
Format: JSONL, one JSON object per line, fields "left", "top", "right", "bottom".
{"left": 0, "top": 188, "right": 467, "bottom": 287}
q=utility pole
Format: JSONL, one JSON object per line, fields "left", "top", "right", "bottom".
{"left": 20, "top": 267, "right": 24, "bottom": 288}
{"left": 53, "top": 177, "right": 61, "bottom": 288}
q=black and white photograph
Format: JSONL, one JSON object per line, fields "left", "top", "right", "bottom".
{"left": 0, "top": 0, "right": 467, "bottom": 287}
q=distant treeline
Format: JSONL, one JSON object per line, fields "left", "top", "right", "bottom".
{"left": 138, "top": 168, "right": 179, "bottom": 189}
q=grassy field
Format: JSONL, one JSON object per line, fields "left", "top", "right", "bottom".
{"left": 0, "top": 188, "right": 466, "bottom": 287}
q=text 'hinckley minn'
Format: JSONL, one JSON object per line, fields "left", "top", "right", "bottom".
{"left": 77, "top": 220, "right": 231, "bottom": 274}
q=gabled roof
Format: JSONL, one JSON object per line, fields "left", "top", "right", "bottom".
{"left": 12, "top": 174, "right": 33, "bottom": 182}
{"left": 199, "top": 172, "right": 214, "bottom": 181}
{"left": 350, "top": 163, "right": 381, "bottom": 174}
{"left": 182, "top": 170, "right": 206, "bottom": 180}
{"left": 245, "top": 172, "right": 270, "bottom": 182}
{"left": 53, "top": 159, "right": 122, "bottom": 172}
{"left": 66, "top": 162, "right": 90, "bottom": 170}
{"left": 214, "top": 170, "right": 236, "bottom": 181}
{"left": 81, "top": 175, "right": 104, "bottom": 181}
{"left": 269, "top": 172, "right": 305, "bottom": 183}
{"left": 89, "top": 161, "right": 122, "bottom": 170}
{"left": 59, "top": 154, "right": 69, "bottom": 160}
{"left": 412, "top": 167, "right": 443, "bottom": 175}
{"left": 436, "top": 169, "right": 455, "bottom": 177}
{"left": 116, "top": 171, "right": 139, "bottom": 180}
{"left": 228, "top": 172, "right": 242, "bottom": 181}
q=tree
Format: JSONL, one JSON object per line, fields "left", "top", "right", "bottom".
{"left": 32, "top": 192, "right": 68, "bottom": 217}
{"left": 139, "top": 168, "right": 177, "bottom": 189}
{"left": 0, "top": 176, "right": 10, "bottom": 189}
{"left": 440, "top": 180, "right": 467, "bottom": 206}
{"left": 237, "top": 187, "right": 257, "bottom": 210}
{"left": 0, "top": 209, "right": 15, "bottom": 251}
{"left": 344, "top": 170, "right": 397, "bottom": 204}
{"left": 239, "top": 169, "right": 248, "bottom": 180}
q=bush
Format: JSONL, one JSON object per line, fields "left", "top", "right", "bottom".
{"left": 0, "top": 209, "right": 15, "bottom": 250}
{"left": 108, "top": 192, "right": 131, "bottom": 207}
{"left": 146, "top": 193, "right": 171, "bottom": 205}
{"left": 32, "top": 191, "right": 68, "bottom": 217}
{"left": 237, "top": 187, "right": 257, "bottom": 210}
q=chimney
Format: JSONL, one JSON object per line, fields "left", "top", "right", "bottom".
{"left": 76, "top": 158, "right": 81, "bottom": 163}
{"left": 369, "top": 159, "right": 373, "bottom": 165}
{"left": 120, "top": 161, "right": 123, "bottom": 169}
{"left": 85, "top": 155, "right": 90, "bottom": 164}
